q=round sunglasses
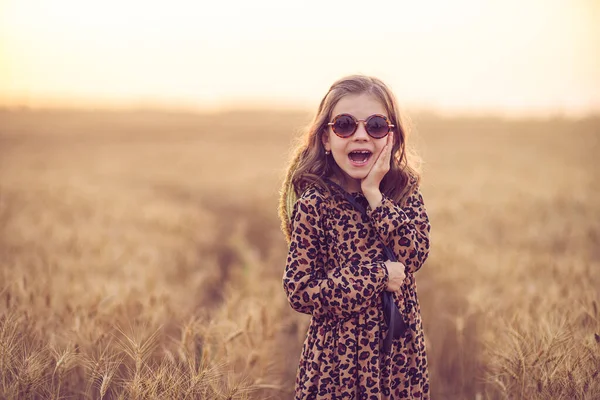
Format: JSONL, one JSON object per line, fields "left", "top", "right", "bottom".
{"left": 327, "top": 113, "right": 394, "bottom": 139}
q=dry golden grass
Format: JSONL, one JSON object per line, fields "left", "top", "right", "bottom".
{"left": 0, "top": 108, "right": 598, "bottom": 399}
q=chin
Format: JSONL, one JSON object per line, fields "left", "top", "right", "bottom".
{"left": 351, "top": 172, "right": 368, "bottom": 181}
{"left": 342, "top": 169, "right": 368, "bottom": 181}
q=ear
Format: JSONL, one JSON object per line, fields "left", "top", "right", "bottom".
{"left": 321, "top": 130, "right": 331, "bottom": 152}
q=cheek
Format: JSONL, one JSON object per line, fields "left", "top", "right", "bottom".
{"left": 329, "top": 136, "right": 345, "bottom": 152}
{"left": 323, "top": 131, "right": 336, "bottom": 149}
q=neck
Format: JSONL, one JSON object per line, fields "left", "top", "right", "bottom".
{"left": 344, "top": 178, "right": 361, "bottom": 193}
{"left": 329, "top": 172, "right": 361, "bottom": 193}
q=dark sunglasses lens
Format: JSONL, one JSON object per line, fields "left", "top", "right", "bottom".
{"left": 333, "top": 115, "right": 356, "bottom": 137}
{"left": 366, "top": 116, "right": 390, "bottom": 138}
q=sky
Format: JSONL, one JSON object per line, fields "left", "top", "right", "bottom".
{"left": 1, "top": 0, "right": 599, "bottom": 116}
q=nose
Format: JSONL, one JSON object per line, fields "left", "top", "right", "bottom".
{"left": 352, "top": 122, "right": 370, "bottom": 141}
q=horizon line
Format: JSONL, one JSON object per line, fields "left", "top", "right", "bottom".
{"left": 2, "top": 103, "right": 599, "bottom": 122}
{"left": 1, "top": 95, "right": 599, "bottom": 120}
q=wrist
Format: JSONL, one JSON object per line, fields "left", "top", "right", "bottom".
{"left": 364, "top": 189, "right": 383, "bottom": 209}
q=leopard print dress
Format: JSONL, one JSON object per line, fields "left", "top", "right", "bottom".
{"left": 283, "top": 178, "right": 431, "bottom": 399}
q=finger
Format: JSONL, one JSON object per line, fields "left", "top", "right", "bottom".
{"left": 376, "top": 144, "right": 390, "bottom": 170}
{"left": 386, "top": 132, "right": 394, "bottom": 161}
{"left": 375, "top": 145, "right": 387, "bottom": 168}
{"left": 382, "top": 133, "right": 393, "bottom": 162}
{"left": 377, "top": 137, "right": 391, "bottom": 168}
{"left": 377, "top": 147, "right": 386, "bottom": 166}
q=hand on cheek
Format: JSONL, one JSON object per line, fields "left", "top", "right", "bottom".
{"left": 361, "top": 132, "right": 393, "bottom": 209}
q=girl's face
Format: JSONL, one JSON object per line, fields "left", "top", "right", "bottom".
{"left": 322, "top": 93, "right": 391, "bottom": 192}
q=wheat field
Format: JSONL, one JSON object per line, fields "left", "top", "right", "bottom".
{"left": 0, "top": 108, "right": 598, "bottom": 399}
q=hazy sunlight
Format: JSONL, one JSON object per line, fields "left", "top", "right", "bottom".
{"left": 1, "top": 0, "right": 599, "bottom": 116}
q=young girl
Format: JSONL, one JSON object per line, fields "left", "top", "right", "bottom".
{"left": 279, "top": 75, "right": 431, "bottom": 399}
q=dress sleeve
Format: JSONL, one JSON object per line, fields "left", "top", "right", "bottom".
{"left": 366, "top": 182, "right": 431, "bottom": 274}
{"left": 283, "top": 192, "right": 389, "bottom": 320}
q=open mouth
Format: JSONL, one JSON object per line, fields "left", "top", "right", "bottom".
{"left": 348, "top": 150, "right": 372, "bottom": 166}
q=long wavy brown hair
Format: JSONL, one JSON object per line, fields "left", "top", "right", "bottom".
{"left": 278, "top": 75, "right": 422, "bottom": 244}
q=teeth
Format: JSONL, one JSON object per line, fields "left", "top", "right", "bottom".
{"left": 348, "top": 150, "right": 371, "bottom": 165}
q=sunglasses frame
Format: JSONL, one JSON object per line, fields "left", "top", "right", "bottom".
{"left": 327, "top": 113, "right": 395, "bottom": 139}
